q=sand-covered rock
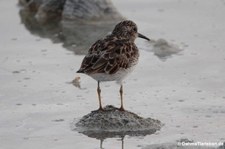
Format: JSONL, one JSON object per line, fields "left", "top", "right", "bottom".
{"left": 74, "top": 105, "right": 162, "bottom": 139}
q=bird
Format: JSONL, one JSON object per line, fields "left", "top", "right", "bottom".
{"left": 77, "top": 20, "right": 150, "bottom": 111}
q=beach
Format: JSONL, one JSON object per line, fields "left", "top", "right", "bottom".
{"left": 0, "top": 0, "right": 225, "bottom": 148}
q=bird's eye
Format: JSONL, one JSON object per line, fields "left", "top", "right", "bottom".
{"left": 133, "top": 27, "right": 137, "bottom": 32}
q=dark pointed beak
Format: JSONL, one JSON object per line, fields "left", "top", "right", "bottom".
{"left": 138, "top": 33, "right": 150, "bottom": 41}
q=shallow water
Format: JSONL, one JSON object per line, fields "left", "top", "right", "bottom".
{"left": 0, "top": 0, "right": 225, "bottom": 149}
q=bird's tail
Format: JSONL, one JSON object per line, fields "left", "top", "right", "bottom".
{"left": 76, "top": 69, "right": 84, "bottom": 73}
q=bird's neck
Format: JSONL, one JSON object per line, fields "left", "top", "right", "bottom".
{"left": 107, "top": 34, "right": 135, "bottom": 42}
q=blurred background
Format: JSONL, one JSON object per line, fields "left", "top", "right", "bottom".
{"left": 0, "top": 0, "right": 225, "bottom": 149}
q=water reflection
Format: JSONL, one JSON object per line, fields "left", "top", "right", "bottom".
{"left": 78, "top": 130, "right": 156, "bottom": 149}
{"left": 78, "top": 129, "right": 157, "bottom": 140}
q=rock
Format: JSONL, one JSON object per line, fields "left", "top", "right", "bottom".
{"left": 35, "top": 0, "right": 66, "bottom": 24}
{"left": 62, "top": 0, "right": 122, "bottom": 21}
{"left": 19, "top": 0, "right": 122, "bottom": 22}
{"left": 74, "top": 105, "right": 162, "bottom": 139}
{"left": 19, "top": 0, "right": 45, "bottom": 12}
{"left": 19, "top": 0, "right": 66, "bottom": 23}
{"left": 18, "top": 0, "right": 123, "bottom": 54}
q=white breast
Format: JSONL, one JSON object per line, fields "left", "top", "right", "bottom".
{"left": 89, "top": 65, "right": 136, "bottom": 84}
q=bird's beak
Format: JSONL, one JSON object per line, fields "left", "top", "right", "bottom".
{"left": 138, "top": 33, "right": 150, "bottom": 41}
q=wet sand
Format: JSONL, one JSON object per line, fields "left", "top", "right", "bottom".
{"left": 0, "top": 0, "right": 225, "bottom": 149}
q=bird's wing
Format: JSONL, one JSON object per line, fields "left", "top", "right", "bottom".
{"left": 77, "top": 39, "right": 137, "bottom": 75}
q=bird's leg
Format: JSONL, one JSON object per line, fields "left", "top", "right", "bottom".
{"left": 119, "top": 84, "right": 125, "bottom": 111}
{"left": 121, "top": 136, "right": 125, "bottom": 149}
{"left": 97, "top": 81, "right": 103, "bottom": 110}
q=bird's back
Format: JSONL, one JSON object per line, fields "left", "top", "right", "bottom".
{"left": 77, "top": 35, "right": 139, "bottom": 77}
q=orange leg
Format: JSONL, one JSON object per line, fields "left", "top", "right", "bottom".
{"left": 97, "top": 81, "right": 103, "bottom": 110}
{"left": 119, "top": 84, "right": 125, "bottom": 111}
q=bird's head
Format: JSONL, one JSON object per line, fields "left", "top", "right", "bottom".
{"left": 112, "top": 20, "right": 150, "bottom": 42}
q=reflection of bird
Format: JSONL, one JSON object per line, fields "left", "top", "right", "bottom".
{"left": 100, "top": 136, "right": 125, "bottom": 149}
{"left": 77, "top": 20, "right": 150, "bottom": 111}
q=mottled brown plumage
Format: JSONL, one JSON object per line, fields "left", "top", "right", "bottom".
{"left": 77, "top": 37, "right": 139, "bottom": 75}
{"left": 77, "top": 20, "right": 150, "bottom": 111}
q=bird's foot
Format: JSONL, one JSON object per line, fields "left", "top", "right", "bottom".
{"left": 97, "top": 107, "right": 105, "bottom": 111}
{"left": 119, "top": 106, "right": 125, "bottom": 111}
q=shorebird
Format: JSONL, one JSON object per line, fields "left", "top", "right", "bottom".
{"left": 77, "top": 20, "right": 150, "bottom": 111}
